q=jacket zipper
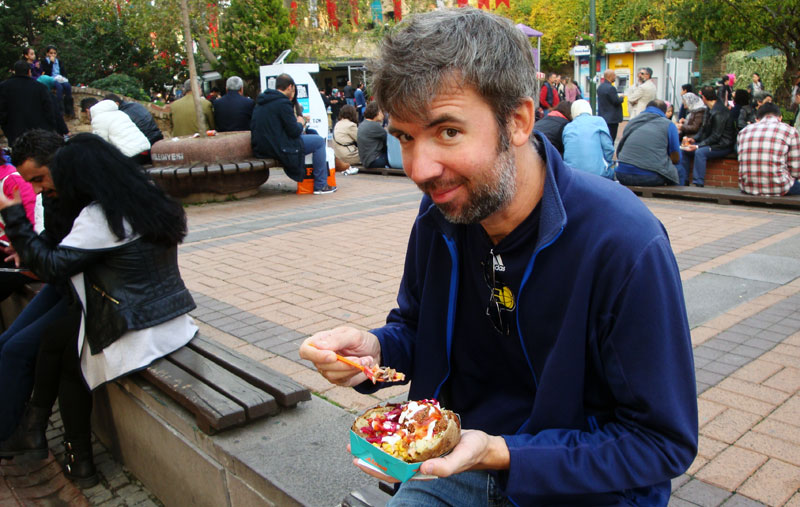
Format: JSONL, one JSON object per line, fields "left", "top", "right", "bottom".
{"left": 433, "top": 233, "right": 459, "bottom": 400}
{"left": 92, "top": 284, "right": 120, "bottom": 304}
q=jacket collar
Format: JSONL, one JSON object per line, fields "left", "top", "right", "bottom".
{"left": 419, "top": 131, "right": 569, "bottom": 253}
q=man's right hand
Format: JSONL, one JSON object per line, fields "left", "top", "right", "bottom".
{"left": 299, "top": 327, "right": 382, "bottom": 387}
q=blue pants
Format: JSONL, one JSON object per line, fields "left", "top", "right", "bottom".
{"left": 617, "top": 171, "right": 674, "bottom": 187}
{"left": 678, "top": 146, "right": 732, "bottom": 186}
{"left": 54, "top": 80, "right": 73, "bottom": 116}
{"left": 0, "top": 284, "right": 67, "bottom": 440}
{"left": 388, "top": 470, "right": 512, "bottom": 507}
{"left": 301, "top": 134, "right": 329, "bottom": 190}
{"left": 367, "top": 152, "right": 389, "bottom": 169}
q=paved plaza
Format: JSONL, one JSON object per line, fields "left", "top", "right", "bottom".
{"left": 2, "top": 169, "right": 800, "bottom": 505}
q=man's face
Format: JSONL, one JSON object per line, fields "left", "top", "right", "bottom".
{"left": 638, "top": 70, "right": 647, "bottom": 83}
{"left": 46, "top": 48, "right": 57, "bottom": 60}
{"left": 388, "top": 85, "right": 516, "bottom": 225}
{"left": 18, "top": 159, "right": 57, "bottom": 197}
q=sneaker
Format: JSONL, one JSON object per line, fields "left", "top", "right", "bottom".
{"left": 313, "top": 185, "right": 338, "bottom": 195}
{"left": 342, "top": 167, "right": 359, "bottom": 176}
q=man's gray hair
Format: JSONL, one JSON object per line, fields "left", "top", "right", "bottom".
{"left": 183, "top": 78, "right": 200, "bottom": 93}
{"left": 369, "top": 8, "right": 537, "bottom": 148}
{"left": 226, "top": 76, "right": 244, "bottom": 91}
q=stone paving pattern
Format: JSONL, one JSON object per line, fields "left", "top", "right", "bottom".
{"left": 3, "top": 170, "right": 800, "bottom": 505}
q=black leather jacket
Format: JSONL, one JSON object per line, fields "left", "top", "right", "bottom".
{"left": 1, "top": 204, "right": 195, "bottom": 354}
{"left": 695, "top": 101, "right": 736, "bottom": 151}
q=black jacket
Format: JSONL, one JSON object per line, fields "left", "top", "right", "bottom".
{"left": 597, "top": 81, "right": 624, "bottom": 124}
{"left": 251, "top": 89, "right": 305, "bottom": 181}
{"left": 213, "top": 92, "right": 255, "bottom": 132}
{"left": 0, "top": 76, "right": 56, "bottom": 145}
{"left": 1, "top": 203, "right": 195, "bottom": 354}
{"left": 695, "top": 100, "right": 736, "bottom": 151}
{"left": 40, "top": 58, "right": 67, "bottom": 79}
{"left": 119, "top": 101, "right": 163, "bottom": 145}
{"left": 533, "top": 114, "right": 569, "bottom": 155}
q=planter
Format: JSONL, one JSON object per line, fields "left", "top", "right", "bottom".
{"left": 148, "top": 132, "right": 276, "bottom": 203}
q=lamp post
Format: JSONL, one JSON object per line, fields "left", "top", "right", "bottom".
{"left": 589, "top": 0, "right": 597, "bottom": 113}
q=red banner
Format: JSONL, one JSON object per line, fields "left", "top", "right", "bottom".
{"left": 495, "top": 0, "right": 509, "bottom": 7}
{"left": 327, "top": 0, "right": 339, "bottom": 29}
{"left": 393, "top": 0, "right": 402, "bottom": 21}
{"left": 477, "top": 0, "right": 490, "bottom": 9}
{"left": 350, "top": 0, "right": 358, "bottom": 25}
{"left": 290, "top": 0, "right": 297, "bottom": 26}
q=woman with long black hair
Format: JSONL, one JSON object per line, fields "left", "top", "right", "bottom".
{"left": 0, "top": 133, "right": 197, "bottom": 486}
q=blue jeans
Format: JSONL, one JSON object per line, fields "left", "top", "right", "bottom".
{"left": 679, "top": 146, "right": 732, "bottom": 185}
{"left": 54, "top": 80, "right": 73, "bottom": 116}
{"left": 616, "top": 171, "right": 673, "bottom": 187}
{"left": 0, "top": 284, "right": 67, "bottom": 439}
{"left": 367, "top": 152, "right": 389, "bottom": 169}
{"left": 301, "top": 134, "right": 329, "bottom": 190}
{"left": 388, "top": 471, "right": 512, "bottom": 507}
{"left": 787, "top": 179, "right": 800, "bottom": 195}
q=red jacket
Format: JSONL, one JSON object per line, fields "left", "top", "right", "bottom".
{"left": 540, "top": 82, "right": 560, "bottom": 109}
{"left": 0, "top": 163, "right": 37, "bottom": 240}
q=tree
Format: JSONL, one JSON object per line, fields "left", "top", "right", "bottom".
{"left": 217, "top": 0, "right": 296, "bottom": 81}
{"left": 37, "top": 0, "right": 219, "bottom": 94}
{"left": 665, "top": 0, "right": 800, "bottom": 101}
{"left": 506, "top": 0, "right": 668, "bottom": 71}
{"left": 0, "top": 0, "right": 46, "bottom": 70}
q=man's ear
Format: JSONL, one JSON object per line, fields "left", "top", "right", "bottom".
{"left": 509, "top": 97, "right": 535, "bottom": 147}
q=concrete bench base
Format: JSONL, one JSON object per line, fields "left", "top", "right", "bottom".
{"left": 92, "top": 376, "right": 376, "bottom": 506}
{"left": 146, "top": 159, "right": 276, "bottom": 204}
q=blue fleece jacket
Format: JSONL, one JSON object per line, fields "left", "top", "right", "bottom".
{"left": 359, "top": 134, "right": 698, "bottom": 505}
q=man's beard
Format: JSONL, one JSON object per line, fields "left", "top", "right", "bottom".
{"left": 419, "top": 145, "right": 517, "bottom": 225}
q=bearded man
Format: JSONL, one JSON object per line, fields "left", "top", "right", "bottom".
{"left": 300, "top": 8, "right": 697, "bottom": 505}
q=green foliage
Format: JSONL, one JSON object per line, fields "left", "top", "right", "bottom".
{"left": 217, "top": 0, "right": 296, "bottom": 80}
{"left": 724, "top": 51, "right": 786, "bottom": 95}
{"left": 781, "top": 107, "right": 796, "bottom": 127}
{"left": 664, "top": 0, "right": 800, "bottom": 100}
{"left": 508, "top": 0, "right": 669, "bottom": 70}
{"left": 0, "top": 0, "right": 45, "bottom": 70}
{"left": 90, "top": 73, "right": 150, "bottom": 101}
{"left": 38, "top": 0, "right": 213, "bottom": 94}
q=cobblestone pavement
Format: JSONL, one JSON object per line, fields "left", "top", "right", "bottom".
{"left": 2, "top": 169, "right": 799, "bottom": 505}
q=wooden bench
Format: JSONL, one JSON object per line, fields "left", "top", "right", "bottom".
{"left": 140, "top": 334, "right": 310, "bottom": 434}
{"left": 626, "top": 184, "right": 800, "bottom": 210}
{"left": 358, "top": 166, "right": 406, "bottom": 177}
{"left": 0, "top": 283, "right": 309, "bottom": 434}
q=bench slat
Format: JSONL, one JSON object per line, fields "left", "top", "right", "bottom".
{"left": 626, "top": 185, "right": 800, "bottom": 210}
{"left": 141, "top": 358, "right": 246, "bottom": 433}
{"left": 187, "top": 336, "right": 311, "bottom": 407}
{"left": 167, "top": 347, "right": 279, "bottom": 420}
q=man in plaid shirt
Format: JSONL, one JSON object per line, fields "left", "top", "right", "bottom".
{"left": 738, "top": 103, "right": 800, "bottom": 196}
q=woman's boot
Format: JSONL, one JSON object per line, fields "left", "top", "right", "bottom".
{"left": 0, "top": 404, "right": 50, "bottom": 460}
{"left": 63, "top": 437, "right": 99, "bottom": 488}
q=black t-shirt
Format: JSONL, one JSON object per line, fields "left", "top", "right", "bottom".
{"left": 445, "top": 203, "right": 542, "bottom": 436}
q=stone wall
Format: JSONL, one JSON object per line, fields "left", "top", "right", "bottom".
{"left": 72, "top": 87, "right": 173, "bottom": 137}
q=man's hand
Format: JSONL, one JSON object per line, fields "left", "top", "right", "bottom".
{"left": 350, "top": 430, "right": 510, "bottom": 482}
{"left": 299, "top": 327, "right": 381, "bottom": 387}
{"left": 419, "top": 430, "right": 510, "bottom": 477}
{"left": 1, "top": 242, "right": 20, "bottom": 267}
{"left": 0, "top": 187, "right": 21, "bottom": 211}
